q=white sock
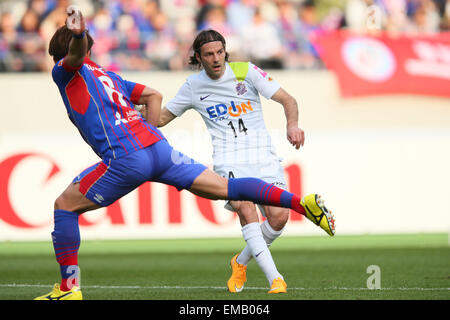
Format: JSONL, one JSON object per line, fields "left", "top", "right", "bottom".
{"left": 260, "top": 220, "right": 284, "bottom": 247}
{"left": 239, "top": 222, "right": 282, "bottom": 284}
{"left": 237, "top": 220, "right": 284, "bottom": 265}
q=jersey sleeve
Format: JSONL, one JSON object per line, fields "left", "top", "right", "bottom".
{"left": 123, "top": 80, "right": 146, "bottom": 105}
{"left": 106, "top": 71, "right": 146, "bottom": 105}
{"left": 52, "top": 58, "right": 80, "bottom": 86}
{"left": 247, "top": 62, "right": 281, "bottom": 99}
{"left": 165, "top": 81, "right": 193, "bottom": 117}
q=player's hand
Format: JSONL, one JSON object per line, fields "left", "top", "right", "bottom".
{"left": 287, "top": 126, "right": 304, "bottom": 150}
{"left": 66, "top": 5, "right": 86, "bottom": 35}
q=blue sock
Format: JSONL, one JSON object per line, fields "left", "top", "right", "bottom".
{"left": 227, "top": 177, "right": 304, "bottom": 213}
{"left": 52, "top": 209, "right": 81, "bottom": 290}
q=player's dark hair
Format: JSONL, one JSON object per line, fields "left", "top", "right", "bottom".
{"left": 188, "top": 29, "right": 229, "bottom": 68}
{"left": 48, "top": 25, "right": 94, "bottom": 63}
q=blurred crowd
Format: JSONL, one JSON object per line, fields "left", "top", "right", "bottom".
{"left": 0, "top": 0, "right": 449, "bottom": 72}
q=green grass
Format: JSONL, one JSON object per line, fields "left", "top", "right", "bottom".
{"left": 0, "top": 234, "right": 448, "bottom": 300}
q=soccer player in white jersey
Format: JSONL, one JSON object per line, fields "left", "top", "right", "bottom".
{"left": 158, "top": 30, "right": 335, "bottom": 294}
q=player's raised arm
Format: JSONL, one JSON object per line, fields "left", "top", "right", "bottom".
{"left": 136, "top": 87, "right": 163, "bottom": 127}
{"left": 271, "top": 88, "right": 305, "bottom": 150}
{"left": 64, "top": 6, "right": 88, "bottom": 69}
{"left": 158, "top": 107, "right": 177, "bottom": 127}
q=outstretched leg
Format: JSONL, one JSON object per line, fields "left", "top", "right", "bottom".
{"left": 189, "top": 169, "right": 306, "bottom": 215}
{"left": 189, "top": 169, "right": 335, "bottom": 236}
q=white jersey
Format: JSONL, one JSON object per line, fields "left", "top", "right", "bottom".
{"left": 166, "top": 62, "right": 281, "bottom": 166}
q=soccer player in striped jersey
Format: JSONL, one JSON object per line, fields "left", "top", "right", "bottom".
{"left": 34, "top": 8, "right": 334, "bottom": 300}
{"left": 158, "top": 30, "right": 335, "bottom": 294}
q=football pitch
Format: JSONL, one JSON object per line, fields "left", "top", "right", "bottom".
{"left": 0, "top": 233, "right": 448, "bottom": 300}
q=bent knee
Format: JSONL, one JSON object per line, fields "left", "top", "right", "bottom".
{"left": 54, "top": 191, "right": 80, "bottom": 212}
{"left": 54, "top": 193, "right": 69, "bottom": 211}
{"left": 232, "top": 201, "right": 257, "bottom": 217}
{"left": 54, "top": 183, "right": 98, "bottom": 214}
{"left": 267, "top": 208, "right": 289, "bottom": 230}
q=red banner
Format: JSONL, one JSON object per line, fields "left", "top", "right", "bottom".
{"left": 311, "top": 31, "right": 450, "bottom": 97}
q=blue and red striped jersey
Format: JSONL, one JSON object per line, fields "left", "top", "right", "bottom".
{"left": 52, "top": 56, "right": 164, "bottom": 161}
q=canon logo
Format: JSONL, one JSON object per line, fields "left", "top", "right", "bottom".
{"left": 0, "top": 153, "right": 303, "bottom": 232}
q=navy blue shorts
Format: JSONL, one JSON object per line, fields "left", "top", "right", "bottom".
{"left": 73, "top": 140, "right": 207, "bottom": 207}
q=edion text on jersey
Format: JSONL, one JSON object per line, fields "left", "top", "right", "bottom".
{"left": 206, "top": 100, "right": 253, "bottom": 119}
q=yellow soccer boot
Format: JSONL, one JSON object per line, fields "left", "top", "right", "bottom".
{"left": 301, "top": 194, "right": 336, "bottom": 236}
{"left": 34, "top": 283, "right": 82, "bottom": 300}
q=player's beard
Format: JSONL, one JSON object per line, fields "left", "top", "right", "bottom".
{"left": 204, "top": 61, "right": 225, "bottom": 80}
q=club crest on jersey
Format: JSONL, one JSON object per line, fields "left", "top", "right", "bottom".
{"left": 235, "top": 82, "right": 247, "bottom": 95}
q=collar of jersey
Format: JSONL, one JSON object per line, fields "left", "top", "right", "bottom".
{"left": 83, "top": 56, "right": 100, "bottom": 68}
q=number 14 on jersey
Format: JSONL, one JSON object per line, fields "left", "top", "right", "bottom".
{"left": 227, "top": 118, "right": 248, "bottom": 138}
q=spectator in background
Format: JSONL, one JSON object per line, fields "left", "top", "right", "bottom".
{"left": 38, "top": 0, "right": 77, "bottom": 70}
{"left": 345, "top": 0, "right": 384, "bottom": 32}
{"left": 440, "top": 0, "right": 450, "bottom": 30}
{"left": 0, "top": 11, "right": 17, "bottom": 44}
{"left": 226, "top": 0, "right": 258, "bottom": 32}
{"left": 39, "top": 1, "right": 69, "bottom": 44}
{"left": 383, "top": 0, "right": 408, "bottom": 33}
{"left": 200, "top": 4, "right": 232, "bottom": 36}
{"left": 114, "top": 13, "right": 145, "bottom": 70}
{"left": 88, "top": 6, "right": 114, "bottom": 34}
{"left": 198, "top": 4, "right": 241, "bottom": 59}
{"left": 196, "top": 0, "right": 227, "bottom": 30}
{"left": 18, "top": 9, "right": 41, "bottom": 32}
{"left": 406, "top": 0, "right": 422, "bottom": 17}
{"left": 28, "top": 0, "right": 55, "bottom": 22}
{"left": 0, "top": 7, "right": 46, "bottom": 72}
{"left": 0, "top": 11, "right": 22, "bottom": 71}
{"left": 241, "top": 7, "right": 283, "bottom": 69}
{"left": 298, "top": 1, "right": 320, "bottom": 35}
{"left": 0, "top": 0, "right": 448, "bottom": 72}
{"left": 276, "top": 0, "right": 299, "bottom": 54}
{"left": 404, "top": 0, "right": 440, "bottom": 33}
{"left": 296, "top": 0, "right": 323, "bottom": 69}
{"left": 116, "top": 0, "right": 153, "bottom": 32}
{"left": 17, "top": 8, "right": 46, "bottom": 71}
{"left": 171, "top": 17, "right": 198, "bottom": 71}
{"left": 144, "top": 10, "right": 179, "bottom": 70}
{"left": 87, "top": 6, "right": 119, "bottom": 71}
{"left": 274, "top": 0, "right": 321, "bottom": 69}
{"left": 320, "top": 5, "right": 345, "bottom": 30}
{"left": 275, "top": 0, "right": 300, "bottom": 69}
{"left": 160, "top": 0, "right": 198, "bottom": 26}
{"left": 139, "top": 0, "right": 159, "bottom": 33}
{"left": 433, "top": 0, "right": 449, "bottom": 23}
